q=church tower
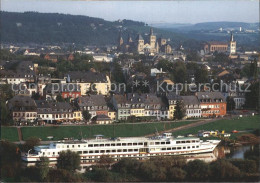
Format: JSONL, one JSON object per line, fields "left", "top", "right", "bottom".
{"left": 127, "top": 34, "right": 133, "bottom": 44}
{"left": 136, "top": 34, "right": 144, "bottom": 53}
{"left": 229, "top": 33, "right": 236, "bottom": 55}
{"left": 118, "top": 31, "right": 124, "bottom": 47}
{"left": 149, "top": 28, "right": 156, "bottom": 49}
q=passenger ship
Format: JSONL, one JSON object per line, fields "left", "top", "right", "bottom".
{"left": 21, "top": 133, "right": 221, "bottom": 162}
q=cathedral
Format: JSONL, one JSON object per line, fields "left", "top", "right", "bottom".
{"left": 117, "top": 28, "right": 172, "bottom": 55}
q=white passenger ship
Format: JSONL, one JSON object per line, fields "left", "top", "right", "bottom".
{"left": 22, "top": 133, "right": 221, "bottom": 162}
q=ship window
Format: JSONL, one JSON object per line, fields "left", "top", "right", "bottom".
{"left": 111, "top": 144, "right": 115, "bottom": 146}
{"left": 100, "top": 144, "right": 104, "bottom": 147}
{"left": 161, "top": 142, "right": 165, "bottom": 145}
{"left": 116, "top": 143, "right": 121, "bottom": 146}
{"left": 155, "top": 142, "right": 160, "bottom": 145}
{"left": 72, "top": 145, "right": 74, "bottom": 148}
{"left": 128, "top": 143, "right": 132, "bottom": 146}
{"left": 187, "top": 146, "right": 190, "bottom": 149}
{"left": 183, "top": 147, "right": 186, "bottom": 149}
{"left": 176, "top": 141, "right": 180, "bottom": 144}
{"left": 101, "top": 150, "right": 105, "bottom": 153}
{"left": 128, "top": 149, "right": 133, "bottom": 152}
{"left": 58, "top": 152, "right": 60, "bottom": 154}
{"left": 94, "top": 144, "right": 99, "bottom": 147}
{"left": 95, "top": 150, "right": 99, "bottom": 153}
{"left": 53, "top": 152, "right": 55, "bottom": 155}
{"left": 43, "top": 152, "right": 45, "bottom": 155}
{"left": 117, "top": 149, "right": 122, "bottom": 152}
{"left": 196, "top": 141, "right": 199, "bottom": 143}
{"left": 134, "top": 149, "right": 138, "bottom": 152}
{"left": 192, "top": 146, "right": 195, "bottom": 148}
{"left": 78, "top": 145, "right": 80, "bottom": 147}
{"left": 89, "top": 151, "right": 93, "bottom": 153}
{"left": 106, "top": 150, "right": 110, "bottom": 153}
{"left": 122, "top": 143, "right": 126, "bottom": 146}
{"left": 83, "top": 151, "right": 88, "bottom": 154}
{"left": 112, "top": 150, "right": 116, "bottom": 152}
{"left": 162, "top": 148, "right": 166, "bottom": 150}
{"left": 192, "top": 140, "right": 195, "bottom": 143}
{"left": 105, "top": 144, "right": 110, "bottom": 146}
{"left": 77, "top": 151, "right": 82, "bottom": 154}
{"left": 177, "top": 147, "right": 181, "bottom": 150}
{"left": 67, "top": 145, "right": 69, "bottom": 148}
{"left": 196, "top": 146, "right": 199, "bottom": 148}
{"left": 133, "top": 143, "right": 138, "bottom": 145}
{"left": 123, "top": 149, "right": 127, "bottom": 152}
{"left": 88, "top": 144, "right": 93, "bottom": 147}
{"left": 138, "top": 143, "right": 143, "bottom": 145}
{"left": 167, "top": 148, "right": 171, "bottom": 150}
{"left": 166, "top": 141, "right": 170, "bottom": 144}
{"left": 181, "top": 141, "right": 185, "bottom": 143}
{"left": 172, "top": 147, "right": 176, "bottom": 150}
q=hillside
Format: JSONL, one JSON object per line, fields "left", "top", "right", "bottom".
{"left": 1, "top": 11, "right": 192, "bottom": 47}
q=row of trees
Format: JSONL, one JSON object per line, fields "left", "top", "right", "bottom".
{"left": 86, "top": 147, "right": 260, "bottom": 182}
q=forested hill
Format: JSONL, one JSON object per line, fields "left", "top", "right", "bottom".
{"left": 1, "top": 11, "right": 191, "bottom": 47}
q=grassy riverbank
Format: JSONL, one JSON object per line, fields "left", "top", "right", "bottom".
{"left": 20, "top": 121, "right": 193, "bottom": 141}
{"left": 173, "top": 115, "right": 260, "bottom": 139}
{"left": 1, "top": 127, "right": 19, "bottom": 142}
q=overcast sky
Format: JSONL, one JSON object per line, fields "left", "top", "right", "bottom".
{"left": 1, "top": 0, "right": 259, "bottom": 24}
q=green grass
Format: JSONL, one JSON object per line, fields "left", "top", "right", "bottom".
{"left": 21, "top": 121, "right": 194, "bottom": 141}
{"left": 1, "top": 127, "right": 19, "bottom": 142}
{"left": 173, "top": 115, "right": 260, "bottom": 138}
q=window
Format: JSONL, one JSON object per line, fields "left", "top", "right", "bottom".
{"left": 123, "top": 149, "right": 127, "bottom": 152}
{"left": 89, "top": 151, "right": 93, "bottom": 154}
{"left": 88, "top": 144, "right": 93, "bottom": 147}
{"left": 106, "top": 150, "right": 110, "bottom": 153}
{"left": 95, "top": 150, "right": 99, "bottom": 153}
{"left": 138, "top": 143, "right": 143, "bottom": 145}
{"left": 177, "top": 147, "right": 181, "bottom": 150}
{"left": 101, "top": 150, "right": 105, "bottom": 153}
{"left": 83, "top": 151, "right": 88, "bottom": 154}
{"left": 116, "top": 143, "right": 121, "bottom": 146}
{"left": 94, "top": 144, "right": 99, "bottom": 147}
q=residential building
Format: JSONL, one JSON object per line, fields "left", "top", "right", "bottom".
{"left": 196, "top": 92, "right": 226, "bottom": 117}
{"left": 181, "top": 96, "right": 201, "bottom": 118}
{"left": 36, "top": 100, "right": 81, "bottom": 123}
{"left": 77, "top": 95, "right": 108, "bottom": 119}
{"left": 65, "top": 71, "right": 111, "bottom": 95}
{"left": 8, "top": 95, "right": 37, "bottom": 122}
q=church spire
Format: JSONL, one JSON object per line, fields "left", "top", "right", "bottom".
{"left": 230, "top": 32, "right": 234, "bottom": 42}
{"left": 150, "top": 28, "right": 154, "bottom": 36}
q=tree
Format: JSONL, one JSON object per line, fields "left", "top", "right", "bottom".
{"left": 23, "top": 137, "right": 40, "bottom": 152}
{"left": 1, "top": 101, "right": 11, "bottom": 125}
{"left": 83, "top": 110, "right": 91, "bottom": 121}
{"left": 112, "top": 158, "right": 140, "bottom": 175}
{"left": 48, "top": 169, "right": 82, "bottom": 182}
{"left": 249, "top": 59, "right": 258, "bottom": 79}
{"left": 56, "top": 94, "right": 65, "bottom": 102}
{"left": 226, "top": 96, "right": 235, "bottom": 111}
{"left": 172, "top": 61, "right": 187, "bottom": 83}
{"left": 36, "top": 157, "right": 50, "bottom": 181}
{"left": 195, "top": 67, "right": 208, "bottom": 83}
{"left": 57, "top": 150, "right": 80, "bottom": 171}
{"left": 213, "top": 52, "right": 230, "bottom": 63}
{"left": 91, "top": 168, "right": 112, "bottom": 182}
{"left": 245, "top": 82, "right": 259, "bottom": 110}
{"left": 97, "top": 155, "right": 114, "bottom": 168}
{"left": 167, "top": 167, "right": 187, "bottom": 181}
{"left": 210, "top": 159, "right": 241, "bottom": 181}
{"left": 185, "top": 159, "right": 210, "bottom": 181}
{"left": 174, "top": 100, "right": 185, "bottom": 120}
{"left": 186, "top": 50, "right": 201, "bottom": 61}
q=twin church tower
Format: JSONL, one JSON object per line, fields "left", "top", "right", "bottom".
{"left": 117, "top": 28, "right": 172, "bottom": 55}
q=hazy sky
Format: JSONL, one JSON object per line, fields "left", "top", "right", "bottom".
{"left": 1, "top": 0, "right": 259, "bottom": 24}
